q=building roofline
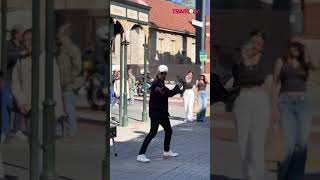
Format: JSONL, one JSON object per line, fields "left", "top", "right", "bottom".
{"left": 150, "top": 26, "right": 195, "bottom": 36}
{"left": 112, "top": 0, "right": 151, "bottom": 11}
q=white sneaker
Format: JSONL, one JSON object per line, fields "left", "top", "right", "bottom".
{"left": 137, "top": 154, "right": 150, "bottom": 163}
{"left": 163, "top": 150, "right": 179, "bottom": 157}
{"left": 16, "top": 131, "right": 28, "bottom": 141}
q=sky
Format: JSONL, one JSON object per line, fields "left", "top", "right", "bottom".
{"left": 170, "top": 0, "right": 210, "bottom": 15}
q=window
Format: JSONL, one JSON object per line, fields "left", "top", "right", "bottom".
{"left": 192, "top": 43, "right": 196, "bottom": 62}
{"left": 158, "top": 38, "right": 164, "bottom": 53}
{"left": 170, "top": 40, "right": 176, "bottom": 63}
{"left": 170, "top": 40, "right": 176, "bottom": 55}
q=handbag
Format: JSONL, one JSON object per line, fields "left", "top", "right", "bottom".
{"left": 265, "top": 124, "right": 285, "bottom": 162}
{"left": 193, "top": 98, "right": 199, "bottom": 113}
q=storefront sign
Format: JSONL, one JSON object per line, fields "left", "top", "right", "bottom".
{"left": 127, "top": 9, "right": 138, "bottom": 20}
{"left": 139, "top": 12, "right": 148, "bottom": 22}
{"left": 111, "top": 5, "right": 126, "bottom": 17}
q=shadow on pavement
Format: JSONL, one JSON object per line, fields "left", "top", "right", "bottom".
{"left": 133, "top": 131, "right": 148, "bottom": 136}
{"left": 4, "top": 162, "right": 74, "bottom": 180}
{"left": 211, "top": 174, "right": 242, "bottom": 180}
{"left": 305, "top": 172, "right": 320, "bottom": 179}
{"left": 169, "top": 116, "right": 185, "bottom": 121}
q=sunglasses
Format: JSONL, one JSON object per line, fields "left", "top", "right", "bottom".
{"left": 160, "top": 72, "right": 167, "bottom": 75}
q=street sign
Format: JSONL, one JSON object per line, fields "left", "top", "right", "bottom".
{"left": 199, "top": 50, "right": 207, "bottom": 63}
{"left": 192, "top": 19, "right": 203, "bottom": 28}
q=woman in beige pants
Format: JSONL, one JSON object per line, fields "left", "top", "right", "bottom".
{"left": 232, "top": 31, "right": 273, "bottom": 180}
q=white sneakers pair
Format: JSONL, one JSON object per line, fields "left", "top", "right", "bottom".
{"left": 137, "top": 150, "right": 179, "bottom": 163}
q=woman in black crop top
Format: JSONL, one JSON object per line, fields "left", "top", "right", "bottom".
{"left": 272, "top": 40, "right": 318, "bottom": 180}
{"left": 232, "top": 30, "right": 273, "bottom": 180}
{"left": 195, "top": 74, "right": 209, "bottom": 122}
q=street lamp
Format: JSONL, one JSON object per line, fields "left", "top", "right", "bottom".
{"left": 122, "top": 39, "right": 129, "bottom": 127}
{"left": 289, "top": 0, "right": 304, "bottom": 36}
{"left": 102, "top": 17, "right": 111, "bottom": 180}
{"left": 40, "top": 0, "right": 58, "bottom": 179}
{"left": 200, "top": 0, "right": 206, "bottom": 73}
{"left": 119, "top": 35, "right": 123, "bottom": 126}
{"left": 142, "top": 39, "right": 148, "bottom": 122}
{"left": 30, "top": 0, "right": 41, "bottom": 179}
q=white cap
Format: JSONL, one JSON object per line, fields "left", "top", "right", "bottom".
{"left": 112, "top": 65, "right": 120, "bottom": 71}
{"left": 158, "top": 65, "right": 168, "bottom": 73}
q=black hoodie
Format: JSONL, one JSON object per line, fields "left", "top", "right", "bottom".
{"left": 149, "top": 79, "right": 181, "bottom": 120}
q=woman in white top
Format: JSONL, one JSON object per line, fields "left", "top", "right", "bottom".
{"left": 183, "top": 71, "right": 195, "bottom": 122}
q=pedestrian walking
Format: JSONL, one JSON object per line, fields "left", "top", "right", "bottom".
{"left": 11, "top": 29, "right": 65, "bottom": 140}
{"left": 232, "top": 30, "right": 273, "bottom": 180}
{"left": 113, "top": 70, "right": 129, "bottom": 105}
{"left": 128, "top": 68, "right": 136, "bottom": 105}
{"left": 0, "top": 71, "right": 10, "bottom": 179}
{"left": 182, "top": 71, "right": 196, "bottom": 122}
{"left": 137, "top": 65, "right": 183, "bottom": 163}
{"left": 195, "top": 74, "right": 209, "bottom": 122}
{"left": 0, "top": 71, "right": 13, "bottom": 143}
{"left": 272, "top": 39, "right": 318, "bottom": 180}
{"left": 56, "top": 24, "right": 82, "bottom": 138}
{"left": 7, "top": 25, "right": 29, "bottom": 140}
{"left": 7, "top": 24, "right": 29, "bottom": 81}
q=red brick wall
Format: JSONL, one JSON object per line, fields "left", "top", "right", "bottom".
{"left": 304, "top": 3, "right": 320, "bottom": 38}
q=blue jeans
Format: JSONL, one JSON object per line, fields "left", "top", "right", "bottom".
{"left": 57, "top": 90, "right": 77, "bottom": 137}
{"left": 129, "top": 88, "right": 135, "bottom": 104}
{"left": 196, "top": 91, "right": 207, "bottom": 121}
{"left": 278, "top": 94, "right": 312, "bottom": 180}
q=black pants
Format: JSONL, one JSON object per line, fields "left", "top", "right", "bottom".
{"left": 139, "top": 117, "right": 172, "bottom": 155}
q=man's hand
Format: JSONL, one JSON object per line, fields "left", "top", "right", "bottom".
{"left": 271, "top": 105, "right": 280, "bottom": 126}
{"left": 20, "top": 104, "right": 29, "bottom": 114}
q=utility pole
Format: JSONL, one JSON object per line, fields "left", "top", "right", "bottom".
{"left": 40, "top": 0, "right": 58, "bottom": 179}
{"left": 289, "top": 0, "right": 304, "bottom": 36}
{"left": 119, "top": 35, "right": 123, "bottom": 126}
{"left": 30, "top": 0, "right": 41, "bottom": 179}
{"left": 200, "top": 0, "right": 206, "bottom": 72}
{"left": 142, "top": 37, "right": 148, "bottom": 122}
{"left": 1, "top": 0, "right": 7, "bottom": 77}
{"left": 122, "top": 39, "right": 129, "bottom": 127}
{"left": 103, "top": 15, "right": 111, "bottom": 180}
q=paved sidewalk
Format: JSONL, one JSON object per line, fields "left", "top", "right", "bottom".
{"left": 75, "top": 100, "right": 211, "bottom": 180}
{"left": 110, "top": 104, "right": 210, "bottom": 180}
{"left": 2, "top": 122, "right": 105, "bottom": 180}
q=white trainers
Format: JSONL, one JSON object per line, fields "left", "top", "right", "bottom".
{"left": 15, "top": 131, "right": 28, "bottom": 141}
{"left": 163, "top": 150, "right": 179, "bottom": 157}
{"left": 137, "top": 154, "right": 151, "bottom": 163}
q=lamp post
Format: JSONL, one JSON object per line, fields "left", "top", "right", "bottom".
{"left": 289, "top": 0, "right": 304, "bottom": 36}
{"left": 122, "top": 39, "right": 129, "bottom": 126}
{"left": 102, "top": 16, "right": 111, "bottom": 180}
{"left": 30, "top": 0, "right": 41, "bottom": 179}
{"left": 40, "top": 0, "right": 58, "bottom": 179}
{"left": 142, "top": 39, "right": 148, "bottom": 122}
{"left": 119, "top": 35, "right": 123, "bottom": 126}
{"left": 200, "top": 0, "right": 206, "bottom": 73}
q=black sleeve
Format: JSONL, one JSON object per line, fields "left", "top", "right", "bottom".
{"left": 153, "top": 82, "right": 180, "bottom": 97}
{"left": 167, "top": 85, "right": 181, "bottom": 97}
{"left": 7, "top": 46, "right": 21, "bottom": 67}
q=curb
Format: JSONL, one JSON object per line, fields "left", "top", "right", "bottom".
{"left": 77, "top": 117, "right": 106, "bottom": 126}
